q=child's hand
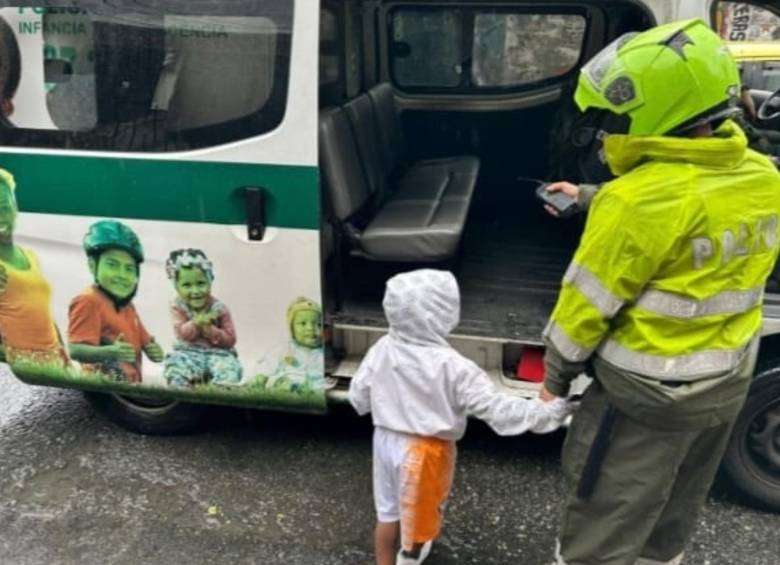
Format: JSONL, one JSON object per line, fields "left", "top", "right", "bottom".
{"left": 109, "top": 333, "right": 136, "bottom": 363}
{"left": 546, "top": 397, "right": 577, "bottom": 423}
{"left": 193, "top": 312, "right": 210, "bottom": 328}
{"left": 193, "top": 311, "right": 218, "bottom": 329}
{"left": 523, "top": 397, "right": 576, "bottom": 434}
{"left": 144, "top": 338, "right": 164, "bottom": 363}
{"left": 539, "top": 384, "right": 561, "bottom": 403}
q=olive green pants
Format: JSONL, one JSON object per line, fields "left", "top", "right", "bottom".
{"left": 555, "top": 383, "right": 736, "bottom": 565}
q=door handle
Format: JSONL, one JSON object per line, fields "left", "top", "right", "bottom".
{"left": 242, "top": 187, "right": 266, "bottom": 241}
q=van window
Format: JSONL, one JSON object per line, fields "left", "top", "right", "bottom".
{"left": 0, "top": 2, "right": 293, "bottom": 152}
{"left": 472, "top": 13, "right": 586, "bottom": 87}
{"left": 389, "top": 7, "right": 587, "bottom": 92}
{"left": 391, "top": 9, "right": 464, "bottom": 89}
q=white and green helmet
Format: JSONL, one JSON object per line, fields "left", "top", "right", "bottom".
{"left": 575, "top": 18, "right": 741, "bottom": 136}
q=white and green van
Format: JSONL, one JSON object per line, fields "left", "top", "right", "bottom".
{"left": 0, "top": 1, "right": 779, "bottom": 511}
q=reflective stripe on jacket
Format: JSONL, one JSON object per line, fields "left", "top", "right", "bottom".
{"left": 544, "top": 120, "right": 780, "bottom": 384}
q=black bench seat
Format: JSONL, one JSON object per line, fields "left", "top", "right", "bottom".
{"left": 319, "top": 83, "right": 479, "bottom": 262}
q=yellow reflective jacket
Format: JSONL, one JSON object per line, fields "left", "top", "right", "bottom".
{"left": 544, "top": 120, "right": 780, "bottom": 396}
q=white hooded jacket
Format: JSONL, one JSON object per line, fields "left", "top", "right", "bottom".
{"left": 348, "top": 270, "right": 568, "bottom": 441}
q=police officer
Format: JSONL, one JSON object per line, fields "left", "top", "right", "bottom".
{"left": 540, "top": 19, "right": 780, "bottom": 565}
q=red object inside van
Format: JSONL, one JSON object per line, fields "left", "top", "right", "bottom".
{"left": 516, "top": 347, "right": 545, "bottom": 382}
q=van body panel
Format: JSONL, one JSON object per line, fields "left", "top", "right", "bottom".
{"left": 0, "top": 2, "right": 328, "bottom": 412}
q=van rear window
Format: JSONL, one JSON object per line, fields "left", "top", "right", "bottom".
{"left": 390, "top": 7, "right": 587, "bottom": 93}
{"left": 0, "top": 2, "right": 292, "bottom": 152}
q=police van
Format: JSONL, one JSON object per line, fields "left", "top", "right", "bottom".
{"left": 0, "top": 1, "right": 779, "bottom": 511}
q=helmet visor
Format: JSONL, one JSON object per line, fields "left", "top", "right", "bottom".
{"left": 582, "top": 32, "right": 639, "bottom": 90}
{"left": 670, "top": 102, "right": 742, "bottom": 135}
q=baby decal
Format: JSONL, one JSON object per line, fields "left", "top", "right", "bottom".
{"left": 252, "top": 297, "right": 325, "bottom": 393}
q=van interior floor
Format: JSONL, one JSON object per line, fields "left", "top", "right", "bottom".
{"left": 331, "top": 210, "right": 582, "bottom": 342}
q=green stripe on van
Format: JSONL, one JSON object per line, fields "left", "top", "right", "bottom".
{"left": 0, "top": 153, "right": 320, "bottom": 229}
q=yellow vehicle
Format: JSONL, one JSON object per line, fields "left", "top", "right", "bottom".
{"left": 728, "top": 41, "right": 780, "bottom": 92}
{"left": 726, "top": 40, "right": 780, "bottom": 160}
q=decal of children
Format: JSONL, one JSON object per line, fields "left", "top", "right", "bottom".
{"left": 67, "top": 220, "right": 164, "bottom": 382}
{"left": 252, "top": 297, "right": 325, "bottom": 392}
{"left": 0, "top": 168, "right": 69, "bottom": 368}
{"left": 162, "top": 249, "right": 242, "bottom": 387}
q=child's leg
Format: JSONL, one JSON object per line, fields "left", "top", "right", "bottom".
{"left": 97, "top": 359, "right": 127, "bottom": 382}
{"left": 373, "top": 428, "right": 404, "bottom": 564}
{"left": 398, "top": 541, "right": 431, "bottom": 560}
{"left": 375, "top": 520, "right": 400, "bottom": 565}
{"left": 398, "top": 437, "right": 456, "bottom": 561}
{"left": 206, "top": 350, "right": 243, "bottom": 385}
{"left": 164, "top": 348, "right": 206, "bottom": 387}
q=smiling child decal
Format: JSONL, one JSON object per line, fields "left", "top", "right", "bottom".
{"left": 163, "top": 248, "right": 242, "bottom": 387}
{"left": 67, "top": 220, "right": 164, "bottom": 382}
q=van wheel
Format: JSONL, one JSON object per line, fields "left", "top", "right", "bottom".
{"left": 84, "top": 391, "right": 208, "bottom": 435}
{"left": 722, "top": 361, "right": 780, "bottom": 512}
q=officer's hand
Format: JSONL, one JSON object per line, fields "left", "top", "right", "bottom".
{"left": 0, "top": 265, "right": 7, "bottom": 293}
{"left": 539, "top": 384, "right": 561, "bottom": 403}
{"left": 544, "top": 181, "right": 580, "bottom": 218}
{"left": 741, "top": 87, "right": 757, "bottom": 122}
{"left": 111, "top": 334, "right": 136, "bottom": 363}
{"left": 144, "top": 338, "right": 164, "bottom": 363}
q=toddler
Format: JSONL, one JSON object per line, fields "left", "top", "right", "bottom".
{"left": 163, "top": 249, "right": 242, "bottom": 387}
{"left": 349, "top": 269, "right": 570, "bottom": 565}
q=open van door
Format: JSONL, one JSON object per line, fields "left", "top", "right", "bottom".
{"left": 0, "top": 3, "right": 326, "bottom": 431}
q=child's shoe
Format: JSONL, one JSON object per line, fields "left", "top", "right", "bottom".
{"left": 395, "top": 540, "right": 432, "bottom": 565}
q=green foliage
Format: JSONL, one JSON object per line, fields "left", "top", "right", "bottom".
{"left": 10, "top": 358, "right": 327, "bottom": 414}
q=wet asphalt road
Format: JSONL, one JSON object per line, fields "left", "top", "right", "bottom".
{"left": 1, "top": 368, "right": 779, "bottom": 565}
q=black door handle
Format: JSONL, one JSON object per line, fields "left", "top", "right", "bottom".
{"left": 243, "top": 187, "right": 266, "bottom": 241}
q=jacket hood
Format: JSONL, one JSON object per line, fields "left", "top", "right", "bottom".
{"left": 604, "top": 119, "right": 748, "bottom": 176}
{"left": 382, "top": 269, "right": 460, "bottom": 347}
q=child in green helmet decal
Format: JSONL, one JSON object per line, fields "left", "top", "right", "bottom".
{"left": 68, "top": 220, "right": 164, "bottom": 382}
{"left": 0, "top": 168, "right": 69, "bottom": 368}
{"left": 252, "top": 297, "right": 325, "bottom": 392}
{"left": 163, "top": 249, "right": 242, "bottom": 388}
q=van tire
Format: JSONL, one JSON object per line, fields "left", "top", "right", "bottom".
{"left": 721, "top": 360, "right": 780, "bottom": 512}
{"left": 84, "top": 391, "right": 209, "bottom": 435}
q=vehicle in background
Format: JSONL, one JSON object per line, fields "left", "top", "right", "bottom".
{"left": 727, "top": 41, "right": 780, "bottom": 164}
{"left": 730, "top": 41, "right": 780, "bottom": 92}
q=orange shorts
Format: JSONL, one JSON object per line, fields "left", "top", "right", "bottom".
{"left": 373, "top": 427, "right": 456, "bottom": 550}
